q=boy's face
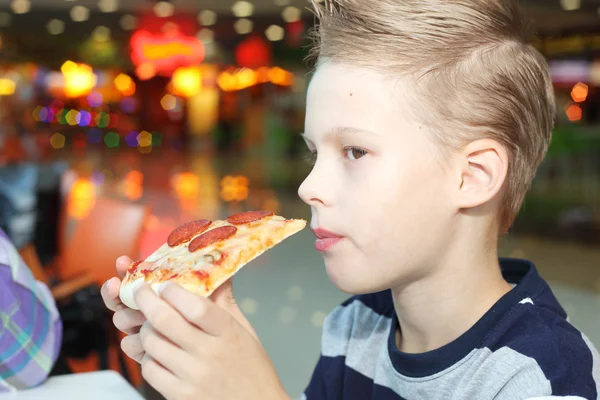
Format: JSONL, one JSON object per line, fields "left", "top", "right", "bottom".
{"left": 299, "top": 62, "right": 459, "bottom": 294}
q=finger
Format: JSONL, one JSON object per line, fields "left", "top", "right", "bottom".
{"left": 208, "top": 279, "right": 258, "bottom": 338}
{"left": 210, "top": 279, "right": 237, "bottom": 309}
{"left": 135, "top": 284, "right": 199, "bottom": 348}
{"left": 141, "top": 356, "right": 182, "bottom": 400}
{"left": 101, "top": 277, "right": 123, "bottom": 312}
{"left": 113, "top": 307, "right": 146, "bottom": 335}
{"left": 120, "top": 333, "right": 144, "bottom": 364}
{"left": 116, "top": 256, "right": 133, "bottom": 278}
{"left": 140, "top": 324, "right": 192, "bottom": 379}
{"left": 160, "top": 282, "right": 232, "bottom": 337}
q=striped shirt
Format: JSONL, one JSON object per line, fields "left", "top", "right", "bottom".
{"left": 303, "top": 259, "right": 600, "bottom": 399}
{"left": 0, "top": 229, "right": 62, "bottom": 392}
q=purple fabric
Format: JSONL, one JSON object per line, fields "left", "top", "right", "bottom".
{"left": 0, "top": 228, "right": 62, "bottom": 391}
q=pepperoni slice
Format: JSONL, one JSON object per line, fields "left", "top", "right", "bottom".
{"left": 127, "top": 261, "right": 142, "bottom": 275}
{"left": 189, "top": 226, "right": 237, "bottom": 252}
{"left": 226, "top": 210, "right": 274, "bottom": 225}
{"left": 168, "top": 219, "right": 212, "bottom": 247}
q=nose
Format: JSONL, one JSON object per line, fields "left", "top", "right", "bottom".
{"left": 298, "top": 164, "right": 330, "bottom": 207}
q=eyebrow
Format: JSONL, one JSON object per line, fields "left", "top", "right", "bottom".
{"left": 301, "top": 126, "right": 379, "bottom": 142}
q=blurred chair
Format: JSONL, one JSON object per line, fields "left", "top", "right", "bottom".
{"left": 53, "top": 196, "right": 149, "bottom": 387}
{"left": 18, "top": 244, "right": 94, "bottom": 302}
{"left": 58, "top": 196, "right": 150, "bottom": 286}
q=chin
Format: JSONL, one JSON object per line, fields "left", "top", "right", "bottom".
{"left": 324, "top": 259, "right": 387, "bottom": 295}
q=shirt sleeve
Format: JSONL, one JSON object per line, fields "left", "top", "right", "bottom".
{"left": 0, "top": 231, "right": 62, "bottom": 392}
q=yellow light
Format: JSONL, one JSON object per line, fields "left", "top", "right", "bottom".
{"left": 61, "top": 60, "right": 78, "bottom": 74}
{"left": 137, "top": 130, "right": 152, "bottom": 147}
{"left": 70, "top": 5, "right": 90, "bottom": 22}
{"left": 67, "top": 178, "right": 96, "bottom": 220}
{"left": 234, "top": 18, "right": 253, "bottom": 35}
{"left": 0, "top": 78, "right": 16, "bottom": 96}
{"left": 92, "top": 26, "right": 111, "bottom": 42}
{"left": 232, "top": 1, "right": 254, "bottom": 18}
{"left": 256, "top": 67, "right": 270, "bottom": 83}
{"left": 136, "top": 63, "right": 155, "bottom": 80}
{"left": 47, "top": 19, "right": 65, "bottom": 35}
{"left": 560, "top": 0, "right": 580, "bottom": 10}
{"left": 236, "top": 68, "right": 256, "bottom": 90}
{"left": 198, "top": 10, "right": 217, "bottom": 26}
{"left": 98, "top": 0, "right": 119, "bottom": 13}
{"left": 161, "top": 94, "right": 177, "bottom": 111}
{"left": 32, "top": 106, "right": 43, "bottom": 121}
{"left": 571, "top": 82, "right": 589, "bottom": 103}
{"left": 62, "top": 62, "right": 97, "bottom": 98}
{"left": 217, "top": 71, "right": 238, "bottom": 92}
{"left": 66, "top": 109, "right": 80, "bottom": 125}
{"left": 114, "top": 73, "right": 136, "bottom": 96}
{"left": 154, "top": 1, "right": 174, "bottom": 18}
{"left": 11, "top": 0, "right": 30, "bottom": 14}
{"left": 172, "top": 67, "right": 202, "bottom": 98}
{"left": 50, "top": 133, "right": 66, "bottom": 149}
{"left": 265, "top": 25, "right": 285, "bottom": 42}
{"left": 281, "top": 6, "right": 301, "bottom": 23}
{"left": 268, "top": 66, "right": 293, "bottom": 86}
{"left": 220, "top": 175, "right": 249, "bottom": 202}
{"left": 171, "top": 172, "right": 199, "bottom": 211}
{"left": 123, "top": 170, "right": 143, "bottom": 200}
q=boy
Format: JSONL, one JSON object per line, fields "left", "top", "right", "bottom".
{"left": 102, "top": 0, "right": 600, "bottom": 399}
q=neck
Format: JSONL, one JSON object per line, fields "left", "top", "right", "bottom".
{"left": 391, "top": 228, "right": 512, "bottom": 354}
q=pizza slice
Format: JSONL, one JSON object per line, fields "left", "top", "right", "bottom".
{"left": 119, "top": 211, "right": 306, "bottom": 310}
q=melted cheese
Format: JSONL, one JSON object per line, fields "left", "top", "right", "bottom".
{"left": 119, "top": 215, "right": 306, "bottom": 309}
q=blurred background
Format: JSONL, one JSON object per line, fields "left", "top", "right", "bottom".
{"left": 0, "top": 0, "right": 598, "bottom": 398}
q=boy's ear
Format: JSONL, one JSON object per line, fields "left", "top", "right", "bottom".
{"left": 456, "top": 139, "right": 508, "bottom": 209}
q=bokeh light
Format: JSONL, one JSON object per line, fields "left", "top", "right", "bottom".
{"left": 0, "top": 78, "right": 16, "bottom": 96}
{"left": 50, "top": 133, "right": 66, "bottom": 149}
{"left": 67, "top": 178, "right": 96, "bottom": 220}
{"left": 571, "top": 82, "right": 588, "bottom": 103}
{"left": 104, "top": 131, "right": 120, "bottom": 148}
{"left": 137, "top": 130, "right": 152, "bottom": 147}
{"left": 566, "top": 104, "right": 583, "bottom": 122}
{"left": 62, "top": 61, "right": 97, "bottom": 98}
{"left": 220, "top": 175, "right": 250, "bottom": 202}
{"left": 161, "top": 94, "right": 178, "bottom": 111}
{"left": 172, "top": 67, "right": 202, "bottom": 98}
{"left": 86, "top": 128, "right": 102, "bottom": 144}
{"left": 114, "top": 73, "right": 136, "bottom": 96}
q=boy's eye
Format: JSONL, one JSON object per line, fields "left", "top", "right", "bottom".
{"left": 343, "top": 147, "right": 368, "bottom": 161}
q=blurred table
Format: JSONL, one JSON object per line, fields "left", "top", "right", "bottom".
{"left": 0, "top": 371, "right": 143, "bottom": 399}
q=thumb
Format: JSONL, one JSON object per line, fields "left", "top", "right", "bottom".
{"left": 210, "top": 279, "right": 259, "bottom": 340}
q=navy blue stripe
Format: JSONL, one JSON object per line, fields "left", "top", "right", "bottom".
{"left": 304, "top": 355, "right": 407, "bottom": 400}
{"left": 340, "top": 291, "right": 395, "bottom": 318}
{"left": 487, "top": 293, "right": 597, "bottom": 398}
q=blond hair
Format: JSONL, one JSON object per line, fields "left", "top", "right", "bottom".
{"left": 308, "top": 0, "right": 556, "bottom": 231}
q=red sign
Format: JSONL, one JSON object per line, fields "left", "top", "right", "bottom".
{"left": 235, "top": 36, "right": 272, "bottom": 69}
{"left": 130, "top": 29, "right": 204, "bottom": 76}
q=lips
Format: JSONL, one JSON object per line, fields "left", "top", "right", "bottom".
{"left": 312, "top": 228, "right": 344, "bottom": 251}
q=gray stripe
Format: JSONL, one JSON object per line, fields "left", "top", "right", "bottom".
{"left": 581, "top": 333, "right": 600, "bottom": 399}
{"left": 321, "top": 300, "right": 554, "bottom": 399}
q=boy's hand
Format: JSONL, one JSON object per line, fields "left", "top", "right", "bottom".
{"left": 134, "top": 281, "right": 289, "bottom": 400}
{"left": 101, "top": 256, "right": 147, "bottom": 363}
